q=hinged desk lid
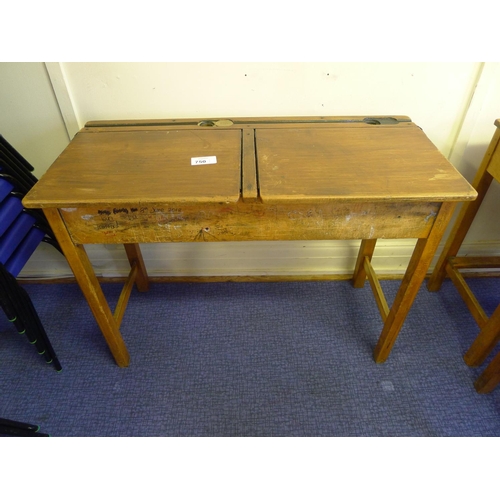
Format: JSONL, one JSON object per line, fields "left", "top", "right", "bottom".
{"left": 24, "top": 128, "right": 242, "bottom": 208}
{"left": 256, "top": 125, "right": 476, "bottom": 203}
{"left": 24, "top": 117, "right": 477, "bottom": 209}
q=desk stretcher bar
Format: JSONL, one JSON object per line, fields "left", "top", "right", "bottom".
{"left": 24, "top": 116, "right": 476, "bottom": 367}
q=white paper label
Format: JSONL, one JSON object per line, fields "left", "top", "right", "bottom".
{"left": 191, "top": 156, "right": 217, "bottom": 166}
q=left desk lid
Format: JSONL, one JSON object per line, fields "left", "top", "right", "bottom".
{"left": 23, "top": 128, "right": 243, "bottom": 208}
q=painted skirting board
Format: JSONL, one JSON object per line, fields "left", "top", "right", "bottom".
{"left": 18, "top": 240, "right": 500, "bottom": 280}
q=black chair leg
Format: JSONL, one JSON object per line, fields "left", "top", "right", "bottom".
{"left": 0, "top": 265, "right": 62, "bottom": 371}
{"left": 0, "top": 417, "right": 49, "bottom": 436}
{"left": 16, "top": 284, "right": 62, "bottom": 371}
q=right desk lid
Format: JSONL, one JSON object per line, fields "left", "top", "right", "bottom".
{"left": 255, "top": 124, "right": 476, "bottom": 204}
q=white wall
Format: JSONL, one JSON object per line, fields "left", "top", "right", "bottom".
{"left": 63, "top": 62, "right": 479, "bottom": 157}
{"left": 448, "top": 62, "right": 500, "bottom": 244}
{"left": 1, "top": 62, "right": 500, "bottom": 279}
{"left": 0, "top": 63, "right": 69, "bottom": 174}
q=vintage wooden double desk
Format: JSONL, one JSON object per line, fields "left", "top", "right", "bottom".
{"left": 23, "top": 116, "right": 476, "bottom": 367}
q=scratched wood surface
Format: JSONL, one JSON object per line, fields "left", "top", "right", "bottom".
{"left": 22, "top": 116, "right": 479, "bottom": 368}
{"left": 256, "top": 127, "right": 476, "bottom": 203}
{"left": 24, "top": 116, "right": 476, "bottom": 211}
{"left": 23, "top": 128, "right": 243, "bottom": 208}
{"left": 59, "top": 201, "right": 441, "bottom": 244}
{"left": 83, "top": 115, "right": 414, "bottom": 128}
{"left": 82, "top": 116, "right": 415, "bottom": 132}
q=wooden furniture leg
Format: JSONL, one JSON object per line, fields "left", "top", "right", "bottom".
{"left": 363, "top": 256, "right": 390, "bottom": 321}
{"left": 124, "top": 243, "right": 149, "bottom": 292}
{"left": 463, "top": 303, "right": 500, "bottom": 367}
{"left": 474, "top": 349, "right": 500, "bottom": 393}
{"left": 352, "top": 239, "right": 377, "bottom": 288}
{"left": 43, "top": 208, "right": 130, "bottom": 367}
{"left": 427, "top": 126, "right": 500, "bottom": 292}
{"left": 374, "top": 202, "right": 456, "bottom": 363}
{"left": 427, "top": 172, "right": 494, "bottom": 291}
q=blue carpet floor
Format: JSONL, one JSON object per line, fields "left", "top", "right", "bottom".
{"left": 1, "top": 277, "right": 499, "bottom": 436}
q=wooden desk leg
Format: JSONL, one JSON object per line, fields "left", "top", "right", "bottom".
{"left": 352, "top": 239, "right": 377, "bottom": 288}
{"left": 43, "top": 208, "right": 130, "bottom": 367}
{"left": 124, "top": 243, "right": 149, "bottom": 292}
{"left": 374, "top": 202, "right": 456, "bottom": 363}
{"left": 463, "top": 303, "right": 500, "bottom": 367}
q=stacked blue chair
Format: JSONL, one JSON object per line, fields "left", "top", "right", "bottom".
{"left": 0, "top": 134, "right": 62, "bottom": 371}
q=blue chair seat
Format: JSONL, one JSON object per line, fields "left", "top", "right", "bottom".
{"left": 4, "top": 226, "right": 45, "bottom": 277}
{"left": 0, "top": 135, "right": 62, "bottom": 371}
{"left": 0, "top": 212, "right": 36, "bottom": 265}
{"left": 0, "top": 177, "right": 15, "bottom": 203}
{"left": 0, "top": 195, "right": 23, "bottom": 237}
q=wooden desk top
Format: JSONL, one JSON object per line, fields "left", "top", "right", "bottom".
{"left": 24, "top": 116, "right": 476, "bottom": 209}
{"left": 24, "top": 128, "right": 242, "bottom": 207}
{"left": 256, "top": 126, "right": 474, "bottom": 203}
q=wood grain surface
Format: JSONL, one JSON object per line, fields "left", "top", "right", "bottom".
{"left": 24, "top": 128, "right": 242, "bottom": 207}
{"left": 24, "top": 116, "right": 476, "bottom": 210}
{"left": 22, "top": 116, "right": 478, "bottom": 367}
{"left": 256, "top": 126, "right": 475, "bottom": 203}
{"left": 59, "top": 201, "right": 441, "bottom": 244}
